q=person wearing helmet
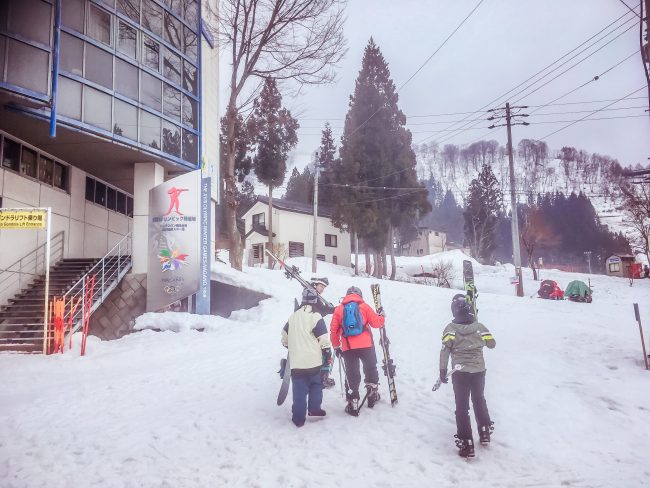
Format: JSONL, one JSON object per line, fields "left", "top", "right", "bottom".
{"left": 330, "top": 286, "right": 385, "bottom": 416}
{"left": 281, "top": 288, "right": 333, "bottom": 427}
{"left": 439, "top": 294, "right": 496, "bottom": 457}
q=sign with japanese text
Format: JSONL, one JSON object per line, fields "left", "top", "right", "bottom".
{"left": 147, "top": 171, "right": 201, "bottom": 312}
{"left": 0, "top": 209, "right": 47, "bottom": 229}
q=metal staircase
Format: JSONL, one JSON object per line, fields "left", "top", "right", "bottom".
{"left": 0, "top": 233, "right": 132, "bottom": 353}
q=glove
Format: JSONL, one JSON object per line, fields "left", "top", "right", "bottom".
{"left": 334, "top": 347, "right": 342, "bottom": 358}
{"left": 440, "top": 369, "right": 448, "bottom": 384}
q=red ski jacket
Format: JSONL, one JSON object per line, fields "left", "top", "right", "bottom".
{"left": 330, "top": 293, "right": 384, "bottom": 351}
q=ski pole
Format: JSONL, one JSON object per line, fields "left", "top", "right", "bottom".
{"left": 633, "top": 303, "right": 649, "bottom": 370}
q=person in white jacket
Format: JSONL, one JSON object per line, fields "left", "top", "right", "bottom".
{"left": 282, "top": 288, "right": 332, "bottom": 427}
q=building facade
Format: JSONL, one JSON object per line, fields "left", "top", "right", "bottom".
{"left": 0, "top": 0, "right": 218, "bottom": 295}
{"left": 402, "top": 227, "right": 447, "bottom": 257}
{"left": 241, "top": 197, "right": 352, "bottom": 268}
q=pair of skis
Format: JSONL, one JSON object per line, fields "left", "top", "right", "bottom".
{"left": 371, "top": 284, "right": 398, "bottom": 407}
{"left": 432, "top": 260, "right": 477, "bottom": 392}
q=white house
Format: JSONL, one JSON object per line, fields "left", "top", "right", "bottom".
{"left": 402, "top": 227, "right": 447, "bottom": 256}
{"left": 241, "top": 196, "right": 351, "bottom": 267}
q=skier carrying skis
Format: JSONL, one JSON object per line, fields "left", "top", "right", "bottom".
{"left": 310, "top": 277, "right": 337, "bottom": 389}
{"left": 330, "top": 286, "right": 385, "bottom": 416}
{"left": 281, "top": 288, "right": 333, "bottom": 427}
{"left": 439, "top": 294, "right": 496, "bottom": 458}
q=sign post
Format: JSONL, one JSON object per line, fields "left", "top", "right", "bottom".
{"left": 196, "top": 176, "right": 211, "bottom": 315}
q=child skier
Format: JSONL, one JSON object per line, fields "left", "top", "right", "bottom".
{"left": 310, "top": 277, "right": 337, "bottom": 388}
{"left": 330, "top": 286, "right": 385, "bottom": 416}
{"left": 281, "top": 288, "right": 332, "bottom": 427}
{"left": 439, "top": 294, "right": 496, "bottom": 457}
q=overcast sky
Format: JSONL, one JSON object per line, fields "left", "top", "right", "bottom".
{"left": 220, "top": 0, "right": 650, "bottom": 185}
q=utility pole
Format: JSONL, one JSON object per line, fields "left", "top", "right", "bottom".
{"left": 584, "top": 251, "right": 592, "bottom": 274}
{"left": 643, "top": 0, "right": 650, "bottom": 117}
{"left": 488, "top": 102, "right": 529, "bottom": 297}
{"left": 311, "top": 151, "right": 319, "bottom": 273}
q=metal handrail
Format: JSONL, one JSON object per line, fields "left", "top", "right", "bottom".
{"left": 62, "top": 233, "right": 133, "bottom": 335}
{"left": 0, "top": 231, "right": 65, "bottom": 307}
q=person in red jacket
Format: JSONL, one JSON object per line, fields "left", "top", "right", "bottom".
{"left": 330, "top": 286, "right": 385, "bottom": 416}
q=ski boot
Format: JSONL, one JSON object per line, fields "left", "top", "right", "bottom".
{"left": 322, "top": 375, "right": 336, "bottom": 389}
{"left": 344, "top": 399, "right": 359, "bottom": 417}
{"left": 365, "top": 383, "right": 380, "bottom": 408}
{"left": 308, "top": 409, "right": 327, "bottom": 417}
{"left": 479, "top": 422, "right": 494, "bottom": 445}
{"left": 454, "top": 436, "right": 475, "bottom": 458}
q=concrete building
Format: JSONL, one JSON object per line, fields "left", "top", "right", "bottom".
{"left": 0, "top": 0, "right": 219, "bottom": 349}
{"left": 241, "top": 196, "right": 351, "bottom": 268}
{"left": 402, "top": 227, "right": 447, "bottom": 257}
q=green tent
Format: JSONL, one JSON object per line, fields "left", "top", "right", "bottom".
{"left": 565, "top": 280, "right": 592, "bottom": 302}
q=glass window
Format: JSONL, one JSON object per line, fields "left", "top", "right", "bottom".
{"left": 39, "top": 156, "right": 54, "bottom": 185}
{"left": 182, "top": 60, "right": 197, "bottom": 94}
{"left": 183, "top": 0, "right": 199, "bottom": 28}
{"left": 142, "top": 36, "right": 160, "bottom": 71}
{"left": 58, "top": 76, "right": 82, "bottom": 120}
{"left": 116, "top": 192, "right": 127, "bottom": 214}
{"left": 252, "top": 213, "right": 265, "bottom": 227}
{"left": 7, "top": 0, "right": 52, "bottom": 46}
{"left": 162, "top": 121, "right": 181, "bottom": 157}
{"left": 182, "top": 129, "right": 197, "bottom": 164}
{"left": 6, "top": 39, "right": 49, "bottom": 94}
{"left": 182, "top": 94, "right": 197, "bottom": 129}
{"left": 54, "top": 163, "right": 68, "bottom": 191}
{"left": 126, "top": 196, "right": 133, "bottom": 217}
{"left": 85, "top": 176, "right": 95, "bottom": 201}
{"left": 114, "top": 99, "right": 138, "bottom": 140}
{"left": 166, "top": 0, "right": 182, "bottom": 16}
{"left": 87, "top": 4, "right": 112, "bottom": 46}
{"left": 163, "top": 84, "right": 181, "bottom": 120}
{"left": 2, "top": 138, "right": 20, "bottom": 171}
{"left": 84, "top": 86, "right": 112, "bottom": 131}
{"left": 0, "top": 36, "right": 5, "bottom": 79}
{"left": 85, "top": 43, "right": 113, "bottom": 89}
{"left": 62, "top": 0, "right": 85, "bottom": 32}
{"left": 141, "top": 71, "right": 161, "bottom": 110}
{"left": 140, "top": 110, "right": 161, "bottom": 149}
{"left": 117, "top": 0, "right": 140, "bottom": 23}
{"left": 163, "top": 48, "right": 181, "bottom": 85}
{"left": 106, "top": 187, "right": 117, "bottom": 211}
{"left": 60, "top": 32, "right": 83, "bottom": 76}
{"left": 115, "top": 58, "right": 138, "bottom": 100}
{"left": 118, "top": 21, "right": 137, "bottom": 59}
{"left": 183, "top": 27, "right": 197, "bottom": 60}
{"left": 325, "top": 234, "right": 338, "bottom": 247}
{"left": 21, "top": 147, "right": 37, "bottom": 178}
{"left": 142, "top": 0, "right": 163, "bottom": 37}
{"left": 95, "top": 181, "right": 107, "bottom": 206}
{"left": 163, "top": 12, "right": 182, "bottom": 50}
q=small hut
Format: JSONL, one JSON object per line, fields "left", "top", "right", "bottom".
{"left": 605, "top": 254, "right": 641, "bottom": 278}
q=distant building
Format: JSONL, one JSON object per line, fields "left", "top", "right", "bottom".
{"left": 402, "top": 227, "right": 447, "bottom": 257}
{"left": 240, "top": 196, "right": 351, "bottom": 267}
{"left": 605, "top": 254, "right": 641, "bottom": 278}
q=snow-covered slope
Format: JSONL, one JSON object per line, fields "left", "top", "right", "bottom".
{"left": 1, "top": 256, "right": 650, "bottom": 487}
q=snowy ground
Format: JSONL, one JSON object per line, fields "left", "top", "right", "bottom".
{"left": 2, "top": 254, "right": 650, "bottom": 487}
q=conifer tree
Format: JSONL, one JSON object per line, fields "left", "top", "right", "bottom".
{"left": 464, "top": 164, "right": 503, "bottom": 263}
{"left": 250, "top": 78, "right": 299, "bottom": 266}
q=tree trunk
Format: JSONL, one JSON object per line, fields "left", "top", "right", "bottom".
{"left": 530, "top": 257, "right": 538, "bottom": 281}
{"left": 389, "top": 225, "right": 396, "bottom": 281}
{"left": 373, "top": 252, "right": 379, "bottom": 278}
{"left": 267, "top": 185, "right": 273, "bottom": 269}
{"left": 224, "top": 103, "right": 243, "bottom": 270}
{"left": 381, "top": 251, "right": 387, "bottom": 279}
{"left": 353, "top": 231, "right": 359, "bottom": 275}
{"left": 365, "top": 246, "right": 371, "bottom": 275}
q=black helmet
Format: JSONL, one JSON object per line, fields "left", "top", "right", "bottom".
{"left": 302, "top": 288, "right": 318, "bottom": 305}
{"left": 451, "top": 294, "right": 472, "bottom": 318}
{"left": 346, "top": 286, "right": 363, "bottom": 298}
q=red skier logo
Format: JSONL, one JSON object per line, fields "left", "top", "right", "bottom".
{"left": 163, "top": 187, "right": 188, "bottom": 216}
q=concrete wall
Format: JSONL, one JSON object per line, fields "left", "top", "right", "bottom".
{"left": 242, "top": 201, "right": 352, "bottom": 267}
{"left": 89, "top": 273, "right": 146, "bottom": 340}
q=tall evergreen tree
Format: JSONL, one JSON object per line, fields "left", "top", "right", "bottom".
{"left": 250, "top": 77, "right": 299, "bottom": 266}
{"left": 334, "top": 39, "right": 429, "bottom": 277}
{"left": 464, "top": 164, "right": 503, "bottom": 263}
{"left": 317, "top": 122, "right": 338, "bottom": 208}
{"left": 284, "top": 166, "right": 313, "bottom": 204}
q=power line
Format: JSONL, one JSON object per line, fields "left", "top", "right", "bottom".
{"left": 617, "top": 0, "right": 641, "bottom": 18}
{"left": 344, "top": 0, "right": 485, "bottom": 139}
{"left": 418, "top": 9, "right": 638, "bottom": 146}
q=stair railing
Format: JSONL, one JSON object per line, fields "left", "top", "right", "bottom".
{"left": 0, "top": 231, "right": 65, "bottom": 308}
{"left": 63, "top": 232, "right": 133, "bottom": 336}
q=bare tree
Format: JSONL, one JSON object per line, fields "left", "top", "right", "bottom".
{"left": 620, "top": 181, "right": 650, "bottom": 265}
{"left": 519, "top": 206, "right": 559, "bottom": 281}
{"left": 218, "top": 0, "right": 347, "bottom": 269}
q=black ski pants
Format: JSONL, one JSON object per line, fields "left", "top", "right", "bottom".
{"left": 342, "top": 346, "right": 379, "bottom": 400}
{"left": 452, "top": 370, "right": 491, "bottom": 440}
